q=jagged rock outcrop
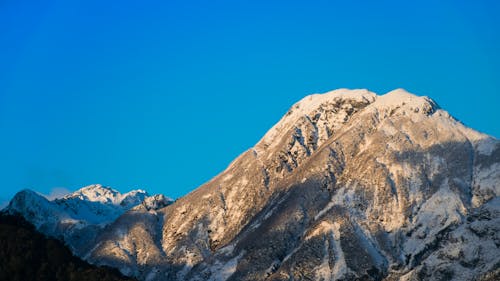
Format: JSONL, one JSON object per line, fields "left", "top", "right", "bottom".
{"left": 6, "top": 89, "right": 499, "bottom": 280}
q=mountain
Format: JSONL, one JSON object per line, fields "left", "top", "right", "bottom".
{"left": 5, "top": 89, "right": 500, "bottom": 281}
{"left": 0, "top": 212, "right": 136, "bottom": 281}
{"left": 4, "top": 184, "right": 173, "bottom": 256}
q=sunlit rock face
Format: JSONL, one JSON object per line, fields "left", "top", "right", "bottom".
{"left": 6, "top": 89, "right": 500, "bottom": 281}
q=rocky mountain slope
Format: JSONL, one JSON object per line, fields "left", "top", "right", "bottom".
{"left": 5, "top": 89, "right": 499, "bottom": 281}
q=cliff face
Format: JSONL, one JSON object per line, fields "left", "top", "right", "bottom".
{"left": 6, "top": 89, "right": 500, "bottom": 281}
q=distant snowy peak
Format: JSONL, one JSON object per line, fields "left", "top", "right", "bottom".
{"left": 5, "top": 189, "right": 64, "bottom": 229}
{"left": 63, "top": 184, "right": 122, "bottom": 204}
{"left": 4, "top": 184, "right": 172, "bottom": 236}
{"left": 63, "top": 184, "right": 149, "bottom": 208}
{"left": 138, "top": 194, "right": 174, "bottom": 211}
{"left": 7, "top": 189, "right": 47, "bottom": 209}
{"left": 6, "top": 189, "right": 52, "bottom": 217}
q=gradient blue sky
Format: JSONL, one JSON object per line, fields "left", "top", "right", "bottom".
{"left": 1, "top": 0, "right": 499, "bottom": 205}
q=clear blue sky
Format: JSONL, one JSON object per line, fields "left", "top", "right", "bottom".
{"left": 1, "top": 0, "right": 499, "bottom": 204}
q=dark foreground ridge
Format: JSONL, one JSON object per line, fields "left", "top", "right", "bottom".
{"left": 0, "top": 212, "right": 136, "bottom": 281}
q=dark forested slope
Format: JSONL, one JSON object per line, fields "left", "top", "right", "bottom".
{"left": 0, "top": 213, "right": 136, "bottom": 281}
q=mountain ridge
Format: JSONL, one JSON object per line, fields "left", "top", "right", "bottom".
{"left": 4, "top": 184, "right": 173, "bottom": 257}
{"left": 4, "top": 88, "right": 499, "bottom": 281}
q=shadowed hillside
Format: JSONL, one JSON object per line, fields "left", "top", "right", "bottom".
{"left": 0, "top": 213, "right": 136, "bottom": 281}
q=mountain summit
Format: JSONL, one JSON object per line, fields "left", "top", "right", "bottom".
{"left": 5, "top": 89, "right": 499, "bottom": 281}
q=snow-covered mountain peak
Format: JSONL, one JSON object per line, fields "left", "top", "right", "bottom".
{"left": 255, "top": 88, "right": 443, "bottom": 157}
{"left": 120, "top": 189, "right": 150, "bottom": 209}
{"left": 5, "top": 189, "right": 66, "bottom": 231}
{"left": 64, "top": 184, "right": 119, "bottom": 203}
{"left": 63, "top": 184, "right": 149, "bottom": 207}
{"left": 294, "top": 88, "right": 376, "bottom": 113}
{"left": 257, "top": 88, "right": 377, "bottom": 150}
{"left": 138, "top": 194, "right": 174, "bottom": 211}
{"left": 11, "top": 188, "right": 43, "bottom": 199}
{"left": 7, "top": 189, "right": 50, "bottom": 213}
{"left": 369, "top": 88, "right": 439, "bottom": 116}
